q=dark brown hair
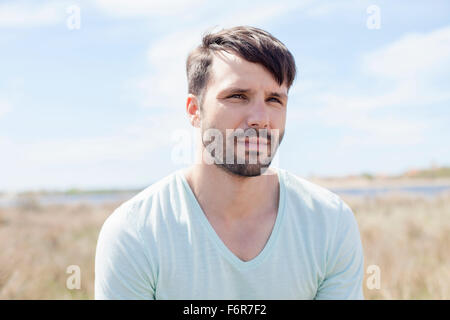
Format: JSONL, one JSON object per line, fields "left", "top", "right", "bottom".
{"left": 186, "top": 25, "right": 297, "bottom": 109}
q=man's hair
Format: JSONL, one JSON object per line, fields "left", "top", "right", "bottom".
{"left": 186, "top": 25, "right": 297, "bottom": 109}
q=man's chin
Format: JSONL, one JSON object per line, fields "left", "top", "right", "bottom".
{"left": 214, "top": 162, "right": 271, "bottom": 177}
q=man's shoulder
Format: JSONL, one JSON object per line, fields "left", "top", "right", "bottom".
{"left": 121, "top": 170, "right": 180, "bottom": 208}
{"left": 281, "top": 168, "right": 358, "bottom": 235}
{"left": 106, "top": 170, "right": 181, "bottom": 226}
{"left": 281, "top": 168, "right": 343, "bottom": 212}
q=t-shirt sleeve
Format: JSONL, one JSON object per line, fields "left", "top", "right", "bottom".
{"left": 314, "top": 200, "right": 365, "bottom": 300}
{"left": 95, "top": 204, "right": 156, "bottom": 300}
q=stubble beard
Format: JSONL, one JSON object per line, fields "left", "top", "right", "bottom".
{"left": 201, "top": 125, "right": 284, "bottom": 178}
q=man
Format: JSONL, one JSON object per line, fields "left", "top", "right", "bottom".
{"left": 95, "top": 25, "right": 365, "bottom": 300}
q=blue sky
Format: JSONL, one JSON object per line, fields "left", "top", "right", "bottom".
{"left": 0, "top": 0, "right": 449, "bottom": 191}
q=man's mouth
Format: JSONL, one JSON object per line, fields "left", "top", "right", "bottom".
{"left": 238, "top": 138, "right": 270, "bottom": 151}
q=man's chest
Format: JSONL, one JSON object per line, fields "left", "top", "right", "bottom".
{"left": 154, "top": 230, "right": 320, "bottom": 300}
{"left": 206, "top": 210, "right": 278, "bottom": 262}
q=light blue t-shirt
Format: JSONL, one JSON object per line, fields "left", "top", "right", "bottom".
{"left": 95, "top": 167, "right": 364, "bottom": 299}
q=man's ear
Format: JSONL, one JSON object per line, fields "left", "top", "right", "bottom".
{"left": 186, "top": 93, "right": 201, "bottom": 128}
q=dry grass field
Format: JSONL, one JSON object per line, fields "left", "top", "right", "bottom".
{"left": 0, "top": 189, "right": 449, "bottom": 299}
{"left": 345, "top": 191, "right": 450, "bottom": 299}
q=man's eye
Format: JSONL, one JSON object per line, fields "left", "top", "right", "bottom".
{"left": 269, "top": 97, "right": 282, "bottom": 104}
{"left": 229, "top": 94, "right": 245, "bottom": 99}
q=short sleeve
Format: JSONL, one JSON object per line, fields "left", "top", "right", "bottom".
{"left": 95, "top": 205, "right": 156, "bottom": 300}
{"left": 314, "top": 200, "right": 365, "bottom": 300}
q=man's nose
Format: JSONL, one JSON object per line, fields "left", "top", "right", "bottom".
{"left": 246, "top": 100, "right": 270, "bottom": 129}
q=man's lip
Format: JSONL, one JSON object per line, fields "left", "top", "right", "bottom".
{"left": 240, "top": 138, "right": 270, "bottom": 145}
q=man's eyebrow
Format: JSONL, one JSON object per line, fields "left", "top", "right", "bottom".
{"left": 269, "top": 91, "right": 288, "bottom": 100}
{"left": 220, "top": 87, "right": 252, "bottom": 95}
{"left": 220, "top": 87, "right": 287, "bottom": 100}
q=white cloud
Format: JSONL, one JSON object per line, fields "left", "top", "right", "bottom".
{"left": 20, "top": 112, "right": 191, "bottom": 166}
{"left": 363, "top": 26, "right": 450, "bottom": 80}
{"left": 315, "top": 96, "right": 428, "bottom": 147}
{"left": 0, "top": 97, "right": 12, "bottom": 118}
{"left": 358, "top": 25, "right": 450, "bottom": 110}
{"left": 0, "top": 111, "right": 197, "bottom": 190}
{"left": 0, "top": 1, "right": 66, "bottom": 28}
{"left": 1, "top": 1, "right": 308, "bottom": 190}
{"left": 134, "top": 29, "right": 200, "bottom": 109}
{"left": 0, "top": 78, "right": 24, "bottom": 119}
{"left": 0, "top": 109, "right": 200, "bottom": 191}
{"left": 289, "top": 25, "right": 450, "bottom": 147}
{"left": 133, "top": 1, "right": 309, "bottom": 110}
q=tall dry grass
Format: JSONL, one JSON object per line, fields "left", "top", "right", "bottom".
{"left": 343, "top": 191, "right": 450, "bottom": 299}
{"left": 0, "top": 201, "right": 113, "bottom": 299}
{"left": 0, "top": 190, "right": 449, "bottom": 299}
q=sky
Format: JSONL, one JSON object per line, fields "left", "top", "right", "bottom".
{"left": 0, "top": 0, "right": 449, "bottom": 192}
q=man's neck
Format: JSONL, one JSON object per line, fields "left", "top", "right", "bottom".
{"left": 183, "top": 164, "right": 279, "bottom": 223}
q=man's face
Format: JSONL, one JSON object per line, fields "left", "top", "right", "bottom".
{"left": 198, "top": 50, "right": 287, "bottom": 177}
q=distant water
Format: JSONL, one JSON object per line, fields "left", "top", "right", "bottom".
{"left": 0, "top": 185, "right": 449, "bottom": 208}
{"left": 330, "top": 185, "right": 450, "bottom": 197}
{"left": 0, "top": 192, "right": 138, "bottom": 208}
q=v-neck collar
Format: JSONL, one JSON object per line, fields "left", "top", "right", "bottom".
{"left": 177, "top": 167, "right": 286, "bottom": 270}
